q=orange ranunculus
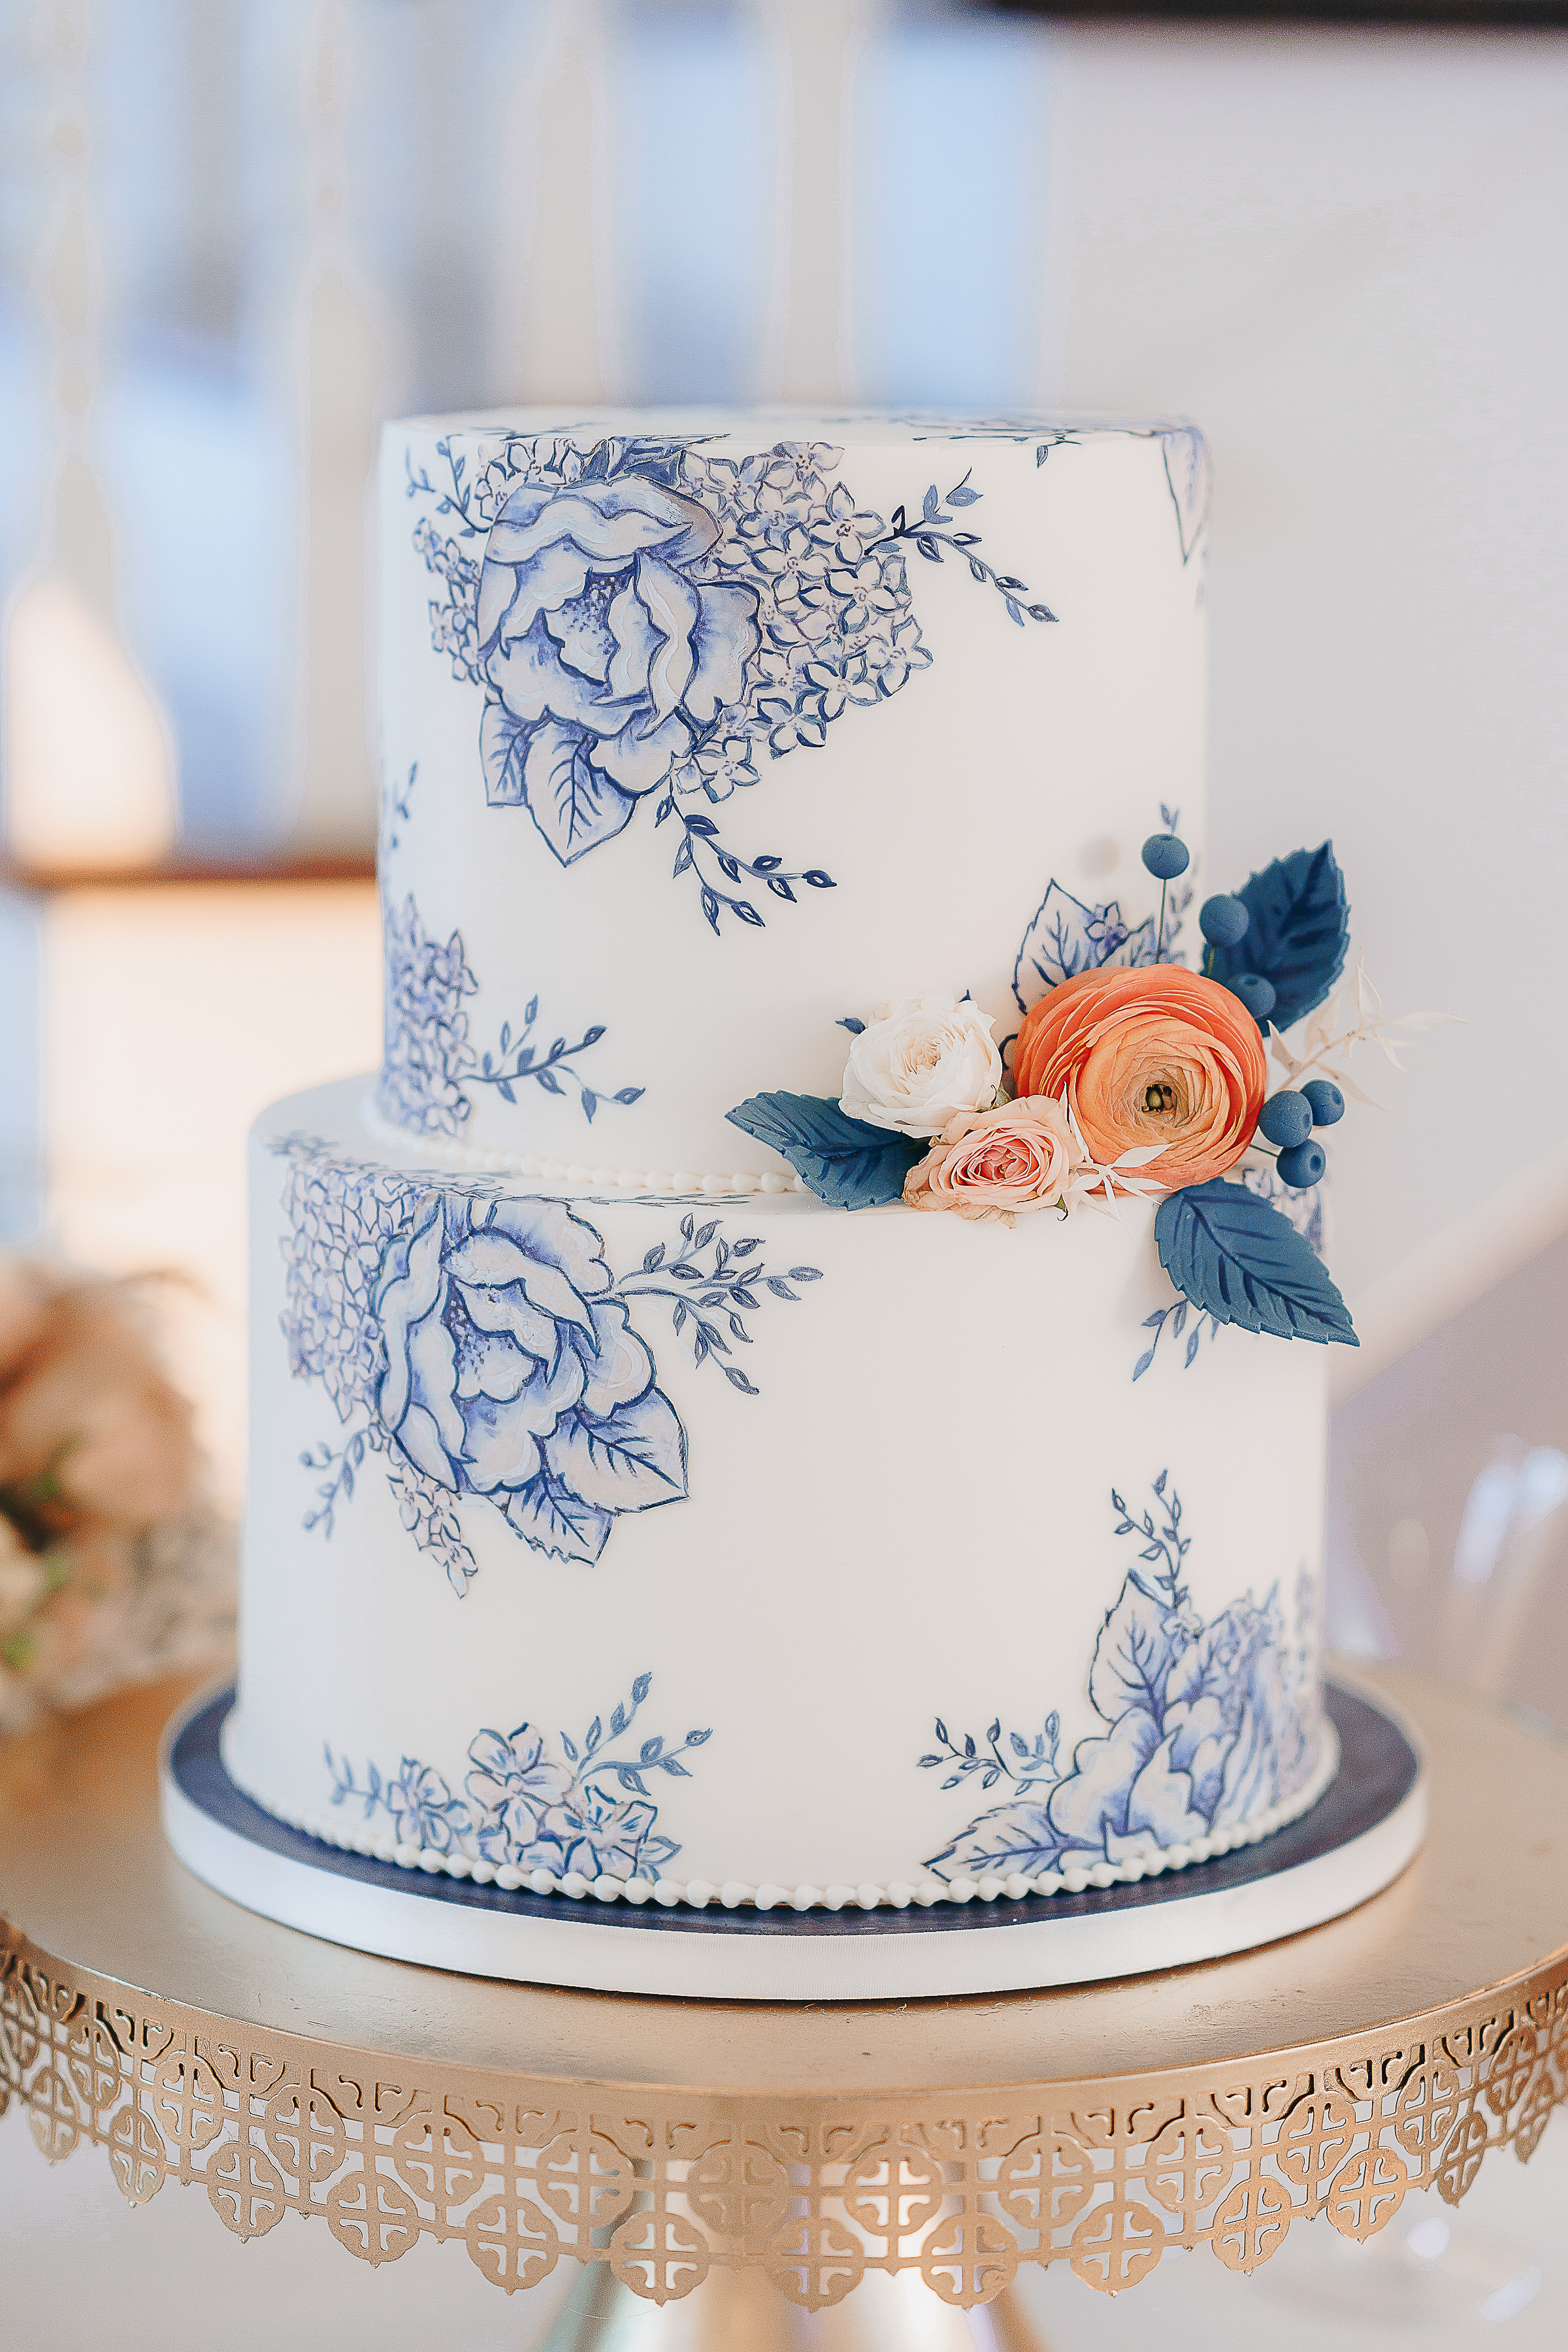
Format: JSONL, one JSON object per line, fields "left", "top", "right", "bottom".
{"left": 1012, "top": 964, "right": 1266, "bottom": 1190}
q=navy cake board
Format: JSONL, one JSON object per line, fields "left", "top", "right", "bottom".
{"left": 160, "top": 1680, "right": 1424, "bottom": 2003}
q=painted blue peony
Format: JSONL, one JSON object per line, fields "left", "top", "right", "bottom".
{"left": 374, "top": 1190, "right": 688, "bottom": 1565}
{"left": 476, "top": 474, "right": 761, "bottom": 866}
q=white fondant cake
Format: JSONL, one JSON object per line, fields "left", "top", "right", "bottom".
{"left": 222, "top": 411, "right": 1344, "bottom": 1937}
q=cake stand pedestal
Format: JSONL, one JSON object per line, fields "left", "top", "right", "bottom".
{"left": 3, "top": 1660, "right": 1566, "bottom": 2348}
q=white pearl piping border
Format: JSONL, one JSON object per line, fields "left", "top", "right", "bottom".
{"left": 229, "top": 1720, "right": 1340, "bottom": 1916}
{"left": 359, "top": 1094, "right": 807, "bottom": 1198}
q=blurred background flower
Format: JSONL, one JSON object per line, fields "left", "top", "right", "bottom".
{"left": 0, "top": 1258, "right": 232, "bottom": 1734}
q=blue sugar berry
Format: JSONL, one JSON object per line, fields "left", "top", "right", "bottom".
{"left": 1277, "top": 1139, "right": 1326, "bottom": 1190}
{"left": 1199, "top": 892, "right": 1250, "bottom": 946}
{"left": 1226, "top": 972, "right": 1277, "bottom": 1022}
{"left": 1141, "top": 832, "right": 1191, "bottom": 880}
{"left": 1258, "top": 1090, "right": 1313, "bottom": 1148}
{"left": 1303, "top": 1078, "right": 1346, "bottom": 1127}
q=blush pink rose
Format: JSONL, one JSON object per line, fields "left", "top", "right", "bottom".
{"left": 903, "top": 1095, "right": 1086, "bottom": 1224}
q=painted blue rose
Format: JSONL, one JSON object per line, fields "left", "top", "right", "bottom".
{"left": 477, "top": 476, "right": 761, "bottom": 866}
{"left": 374, "top": 1190, "right": 688, "bottom": 1566}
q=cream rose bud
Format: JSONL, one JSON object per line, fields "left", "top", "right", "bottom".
{"left": 840, "top": 993, "right": 1004, "bottom": 1137}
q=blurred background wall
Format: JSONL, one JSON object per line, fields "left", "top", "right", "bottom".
{"left": 0, "top": 0, "right": 1565, "bottom": 1696}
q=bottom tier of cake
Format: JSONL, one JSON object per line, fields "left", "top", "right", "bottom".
{"left": 224, "top": 1078, "right": 1333, "bottom": 1914}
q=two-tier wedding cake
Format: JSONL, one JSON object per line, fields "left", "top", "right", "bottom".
{"left": 173, "top": 410, "right": 1422, "bottom": 1998}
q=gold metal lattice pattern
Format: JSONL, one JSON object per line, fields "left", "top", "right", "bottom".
{"left": 3, "top": 1921, "right": 1565, "bottom": 2308}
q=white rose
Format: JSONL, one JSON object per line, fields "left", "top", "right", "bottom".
{"left": 840, "top": 993, "right": 1003, "bottom": 1137}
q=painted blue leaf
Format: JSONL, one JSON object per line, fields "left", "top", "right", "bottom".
{"left": 614, "top": 1087, "right": 645, "bottom": 1104}
{"left": 1207, "top": 843, "right": 1349, "bottom": 1028}
{"left": 838, "top": 1016, "right": 866, "bottom": 1034}
{"left": 1011, "top": 882, "right": 1156, "bottom": 1012}
{"left": 546, "top": 1388, "right": 689, "bottom": 1514}
{"left": 928, "top": 1801, "right": 1066, "bottom": 1879}
{"left": 506, "top": 1474, "right": 613, "bottom": 1565}
{"left": 478, "top": 698, "right": 529, "bottom": 807}
{"left": 726, "top": 1092, "right": 923, "bottom": 1210}
{"left": 947, "top": 483, "right": 979, "bottom": 507}
{"left": 803, "top": 871, "right": 835, "bottom": 890}
{"left": 632, "top": 1671, "right": 652, "bottom": 1703}
{"left": 1155, "top": 1179, "right": 1358, "bottom": 1345}
{"left": 1089, "top": 1576, "right": 1187, "bottom": 1723}
{"left": 523, "top": 719, "right": 638, "bottom": 868}
{"left": 525, "top": 995, "right": 538, "bottom": 1026}
{"left": 1132, "top": 1343, "right": 1156, "bottom": 1383}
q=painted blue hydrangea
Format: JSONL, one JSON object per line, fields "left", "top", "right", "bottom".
{"left": 378, "top": 892, "right": 478, "bottom": 1139}
{"left": 326, "top": 1670, "right": 710, "bottom": 1882}
{"left": 278, "top": 1141, "right": 821, "bottom": 1591}
{"left": 922, "top": 1475, "right": 1316, "bottom": 1882}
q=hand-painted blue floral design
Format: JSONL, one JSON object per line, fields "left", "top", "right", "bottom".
{"left": 277, "top": 1140, "right": 821, "bottom": 1585}
{"left": 378, "top": 891, "right": 639, "bottom": 1136}
{"left": 476, "top": 469, "right": 762, "bottom": 864}
{"left": 472, "top": 996, "right": 644, "bottom": 1126}
{"left": 1011, "top": 808, "right": 1192, "bottom": 1017}
{"left": 1133, "top": 1163, "right": 1326, "bottom": 1380}
{"left": 407, "top": 431, "right": 932, "bottom": 932}
{"left": 325, "top": 1670, "right": 711, "bottom": 1881}
{"left": 876, "top": 472, "right": 1058, "bottom": 629}
{"left": 378, "top": 892, "right": 478, "bottom": 1139}
{"left": 376, "top": 1188, "right": 687, "bottom": 1565}
{"left": 922, "top": 1474, "right": 1317, "bottom": 1881}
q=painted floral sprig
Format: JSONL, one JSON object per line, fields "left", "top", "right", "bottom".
{"left": 472, "top": 997, "right": 645, "bottom": 1124}
{"left": 874, "top": 472, "right": 1059, "bottom": 629}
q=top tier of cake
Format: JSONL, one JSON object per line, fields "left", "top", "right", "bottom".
{"left": 377, "top": 410, "right": 1209, "bottom": 1180}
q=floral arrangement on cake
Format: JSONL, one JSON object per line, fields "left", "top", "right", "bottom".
{"left": 730, "top": 828, "right": 1447, "bottom": 1350}
{"left": 0, "top": 1262, "right": 233, "bottom": 1738}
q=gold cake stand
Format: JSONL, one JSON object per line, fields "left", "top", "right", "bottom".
{"left": 2, "top": 1659, "right": 1567, "bottom": 2347}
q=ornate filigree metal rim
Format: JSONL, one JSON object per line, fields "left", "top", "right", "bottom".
{"left": 3, "top": 1916, "right": 1565, "bottom": 2308}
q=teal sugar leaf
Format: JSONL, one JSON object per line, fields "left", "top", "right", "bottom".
{"left": 1155, "top": 1179, "right": 1358, "bottom": 1347}
{"left": 1207, "top": 842, "right": 1349, "bottom": 1028}
{"left": 725, "top": 1092, "right": 924, "bottom": 1210}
